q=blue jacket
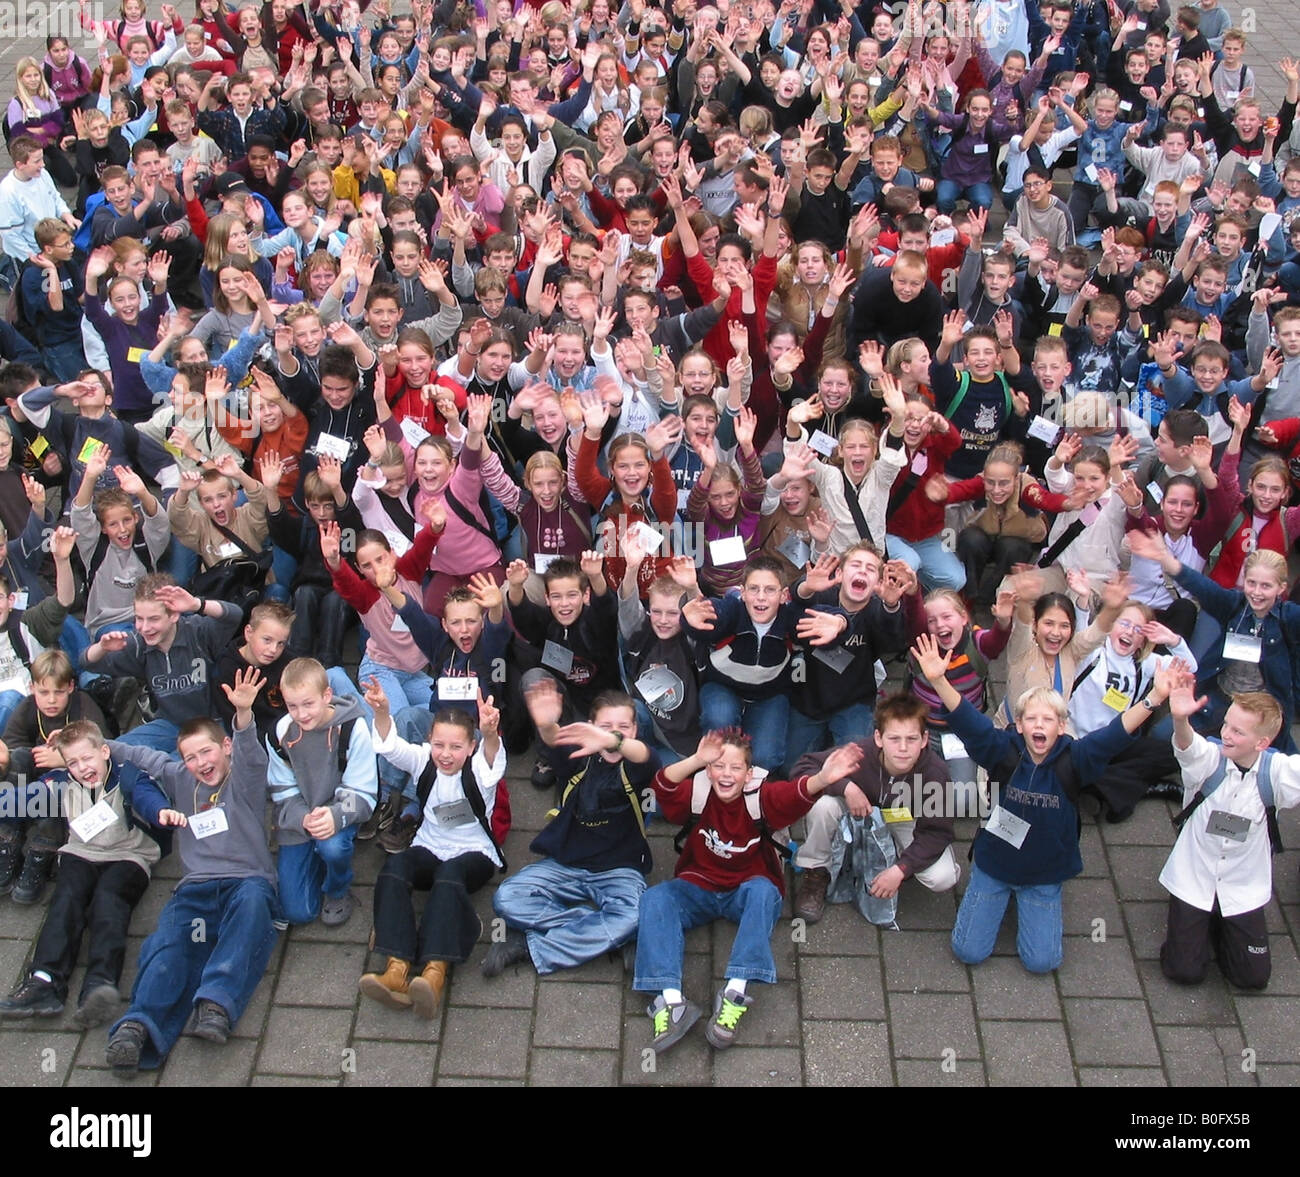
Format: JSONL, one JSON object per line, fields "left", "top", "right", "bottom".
{"left": 1174, "top": 563, "right": 1300, "bottom": 751}
{"left": 946, "top": 699, "right": 1137, "bottom": 885}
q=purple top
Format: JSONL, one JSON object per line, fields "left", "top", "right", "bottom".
{"left": 932, "top": 110, "right": 1015, "bottom": 186}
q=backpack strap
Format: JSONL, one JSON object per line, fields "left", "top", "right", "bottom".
{"left": 443, "top": 484, "right": 497, "bottom": 544}
{"left": 86, "top": 525, "right": 155, "bottom": 585}
{"left": 839, "top": 467, "right": 875, "bottom": 543}
{"left": 1205, "top": 508, "right": 1247, "bottom": 574}
{"left": 336, "top": 716, "right": 357, "bottom": 776}
{"left": 459, "top": 759, "right": 507, "bottom": 872}
{"left": 1173, "top": 743, "right": 1283, "bottom": 853}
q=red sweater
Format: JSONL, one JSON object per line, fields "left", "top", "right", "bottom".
{"left": 884, "top": 422, "right": 963, "bottom": 542}
{"left": 686, "top": 250, "right": 779, "bottom": 374}
{"left": 1207, "top": 448, "right": 1300, "bottom": 587}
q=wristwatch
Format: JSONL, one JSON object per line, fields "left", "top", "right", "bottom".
{"left": 609, "top": 731, "right": 625, "bottom": 751}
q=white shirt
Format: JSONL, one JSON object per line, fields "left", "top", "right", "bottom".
{"left": 1160, "top": 732, "right": 1300, "bottom": 915}
{"left": 0, "top": 171, "right": 70, "bottom": 261}
{"left": 371, "top": 722, "right": 504, "bottom": 867}
{"left": 1068, "top": 638, "right": 1195, "bottom": 737}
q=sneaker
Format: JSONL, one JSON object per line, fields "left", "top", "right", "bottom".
{"left": 0, "top": 837, "right": 20, "bottom": 895}
{"left": 530, "top": 757, "right": 556, "bottom": 790}
{"left": 106, "top": 1020, "right": 148, "bottom": 1075}
{"left": 793, "top": 867, "right": 831, "bottom": 924}
{"left": 189, "top": 999, "right": 231, "bottom": 1044}
{"left": 71, "top": 983, "right": 121, "bottom": 1029}
{"left": 358, "top": 791, "right": 400, "bottom": 842}
{"left": 0, "top": 974, "right": 64, "bottom": 1018}
{"left": 481, "top": 928, "right": 530, "bottom": 978}
{"left": 704, "top": 986, "right": 753, "bottom": 1050}
{"left": 320, "top": 891, "right": 357, "bottom": 926}
{"left": 378, "top": 815, "right": 417, "bottom": 855}
{"left": 11, "top": 848, "right": 56, "bottom": 905}
{"left": 646, "top": 994, "right": 701, "bottom": 1054}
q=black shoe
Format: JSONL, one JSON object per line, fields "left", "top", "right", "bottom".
{"left": 12, "top": 849, "right": 56, "bottom": 905}
{"left": 72, "top": 983, "right": 121, "bottom": 1029}
{"left": 1075, "top": 788, "right": 1103, "bottom": 820}
{"left": 0, "top": 974, "right": 64, "bottom": 1018}
{"left": 106, "top": 1020, "right": 148, "bottom": 1074}
{"left": 0, "top": 837, "right": 20, "bottom": 895}
{"left": 358, "top": 791, "right": 400, "bottom": 842}
{"left": 189, "top": 999, "right": 231, "bottom": 1044}
{"left": 530, "top": 757, "right": 556, "bottom": 790}
{"left": 620, "top": 938, "right": 638, "bottom": 973}
{"left": 481, "top": 927, "right": 530, "bottom": 978}
{"left": 378, "top": 814, "right": 418, "bottom": 855}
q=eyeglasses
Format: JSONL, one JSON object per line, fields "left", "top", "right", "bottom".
{"left": 1113, "top": 619, "right": 1141, "bottom": 632}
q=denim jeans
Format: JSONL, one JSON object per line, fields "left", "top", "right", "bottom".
{"left": 784, "top": 701, "right": 874, "bottom": 776}
{"left": 277, "top": 825, "right": 359, "bottom": 924}
{"left": 112, "top": 876, "right": 280, "bottom": 1069}
{"left": 936, "top": 179, "right": 994, "bottom": 214}
{"left": 270, "top": 544, "right": 297, "bottom": 600}
{"left": 634, "top": 876, "right": 784, "bottom": 991}
{"left": 165, "top": 536, "right": 199, "bottom": 590}
{"left": 885, "top": 533, "right": 967, "bottom": 592}
{"left": 951, "top": 861, "right": 1064, "bottom": 973}
{"left": 632, "top": 700, "right": 684, "bottom": 771}
{"left": 42, "top": 338, "right": 89, "bottom": 383}
{"left": 494, "top": 859, "right": 645, "bottom": 974}
{"left": 60, "top": 616, "right": 98, "bottom": 687}
{"left": 358, "top": 656, "right": 436, "bottom": 716}
{"left": 115, "top": 718, "right": 180, "bottom": 753}
{"left": 0, "top": 689, "right": 25, "bottom": 736}
{"left": 698, "top": 685, "right": 790, "bottom": 773}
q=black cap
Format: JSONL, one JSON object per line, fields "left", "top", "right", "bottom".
{"left": 212, "top": 173, "right": 251, "bottom": 198}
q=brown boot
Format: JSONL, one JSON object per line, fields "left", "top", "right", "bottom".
{"left": 359, "top": 957, "right": 413, "bottom": 1010}
{"left": 409, "top": 961, "right": 448, "bottom": 1019}
{"left": 794, "top": 867, "right": 831, "bottom": 924}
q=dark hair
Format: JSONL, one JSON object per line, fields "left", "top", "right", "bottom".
{"left": 741, "top": 555, "right": 785, "bottom": 583}
{"left": 1160, "top": 408, "right": 1209, "bottom": 447}
{"left": 429, "top": 707, "right": 477, "bottom": 742}
{"left": 318, "top": 345, "right": 361, "bottom": 386}
{"left": 1033, "top": 592, "right": 1077, "bottom": 628}
{"left": 873, "top": 693, "right": 930, "bottom": 733}
{"left": 542, "top": 556, "right": 587, "bottom": 591}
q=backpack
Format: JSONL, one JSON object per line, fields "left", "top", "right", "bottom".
{"left": 826, "top": 809, "right": 899, "bottom": 928}
{"left": 672, "top": 767, "right": 792, "bottom": 862}
{"left": 85, "top": 526, "right": 156, "bottom": 586}
{"left": 1173, "top": 740, "right": 1283, "bottom": 854}
{"left": 268, "top": 716, "right": 357, "bottom": 776}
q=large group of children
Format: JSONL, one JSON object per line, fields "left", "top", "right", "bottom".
{"left": 0, "top": 0, "right": 1296, "bottom": 1075}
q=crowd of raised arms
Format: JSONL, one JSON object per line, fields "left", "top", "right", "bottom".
{"left": 0, "top": 0, "right": 1295, "bottom": 1076}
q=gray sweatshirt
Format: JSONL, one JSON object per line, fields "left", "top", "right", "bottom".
{"left": 72, "top": 499, "right": 173, "bottom": 634}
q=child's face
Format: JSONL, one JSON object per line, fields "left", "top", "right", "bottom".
{"left": 442, "top": 598, "right": 485, "bottom": 653}
{"left": 429, "top": 720, "right": 476, "bottom": 774}
{"left": 1222, "top": 38, "right": 1243, "bottom": 65}
{"left": 1214, "top": 225, "right": 1243, "bottom": 258}
{"left": 415, "top": 444, "right": 452, "bottom": 492}
{"left": 982, "top": 460, "right": 1019, "bottom": 507}
{"left": 366, "top": 297, "right": 402, "bottom": 341}
{"left": 1093, "top": 98, "right": 1118, "bottom": 128}
{"left": 740, "top": 570, "right": 784, "bottom": 625}
{"left": 305, "top": 497, "right": 336, "bottom": 525}
{"left": 840, "top": 549, "right": 882, "bottom": 606}
{"left": 1033, "top": 604, "right": 1073, "bottom": 657}
{"left": 134, "top": 599, "right": 178, "bottom": 649}
{"left": 1154, "top": 421, "right": 1185, "bottom": 466}
{"left": 684, "top": 404, "right": 718, "bottom": 448}
{"left": 49, "top": 40, "right": 71, "bottom": 67}
{"left": 780, "top": 475, "right": 812, "bottom": 515}
{"left": 797, "top": 246, "right": 828, "bottom": 285}
{"left": 707, "top": 475, "right": 741, "bottom": 520}
{"left": 1031, "top": 349, "right": 1070, "bottom": 392}
{"left": 1249, "top": 469, "right": 1288, "bottom": 515}
{"left": 591, "top": 703, "right": 638, "bottom": 760}
{"left": 1191, "top": 355, "right": 1228, "bottom": 393}
{"left": 806, "top": 165, "right": 834, "bottom": 195}
{"left": 1072, "top": 458, "right": 1109, "bottom": 502}
{"left": 86, "top": 115, "right": 110, "bottom": 146}
{"left": 258, "top": 395, "right": 285, "bottom": 432}
{"left": 874, "top": 718, "right": 926, "bottom": 775}
{"left": 391, "top": 241, "right": 422, "bottom": 277}
{"left": 397, "top": 342, "right": 433, "bottom": 385}
{"left": 1110, "top": 606, "right": 1147, "bottom": 658}
{"left": 625, "top": 209, "right": 656, "bottom": 246}
{"left": 62, "top": 738, "right": 112, "bottom": 788}
{"left": 179, "top": 729, "right": 234, "bottom": 789}
{"left": 355, "top": 541, "right": 397, "bottom": 589}
{"left": 1087, "top": 310, "right": 1119, "bottom": 347}
{"left": 32, "top": 674, "right": 74, "bottom": 719}
{"left": 965, "top": 337, "right": 999, "bottom": 379}
{"left": 706, "top": 740, "right": 754, "bottom": 802}
{"left": 282, "top": 682, "right": 332, "bottom": 731}
{"left": 1016, "top": 700, "right": 1067, "bottom": 761}
{"left": 925, "top": 597, "right": 968, "bottom": 649}
{"left": 319, "top": 373, "right": 357, "bottom": 412}
{"left": 1219, "top": 703, "right": 1272, "bottom": 764}
{"left": 646, "top": 590, "right": 683, "bottom": 640}
{"left": 982, "top": 263, "right": 1013, "bottom": 303}
{"left": 840, "top": 429, "right": 876, "bottom": 481}
{"left": 198, "top": 478, "right": 237, "bottom": 526}
{"left": 243, "top": 619, "right": 290, "bottom": 667}
{"left": 966, "top": 97, "right": 992, "bottom": 127}
{"left": 1242, "top": 565, "right": 1285, "bottom": 614}
{"left": 545, "top": 574, "right": 588, "bottom": 626}
{"left": 527, "top": 464, "right": 563, "bottom": 510}
{"left": 1275, "top": 317, "right": 1300, "bottom": 355}
{"left": 1161, "top": 482, "right": 1199, "bottom": 534}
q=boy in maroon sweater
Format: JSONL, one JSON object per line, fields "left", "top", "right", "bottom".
{"left": 634, "top": 729, "right": 861, "bottom": 1053}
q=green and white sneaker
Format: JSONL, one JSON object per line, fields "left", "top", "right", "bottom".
{"left": 704, "top": 987, "right": 753, "bottom": 1049}
{"left": 647, "top": 995, "right": 701, "bottom": 1054}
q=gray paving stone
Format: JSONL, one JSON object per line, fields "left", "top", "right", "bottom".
{"left": 800, "top": 954, "right": 886, "bottom": 1020}
{"left": 436, "top": 1076, "right": 525, "bottom": 1086}
{"left": 344, "top": 1040, "right": 437, "bottom": 1086}
{"left": 971, "top": 957, "right": 1062, "bottom": 1020}
{"left": 446, "top": 953, "right": 538, "bottom": 1008}
{"left": 621, "top": 1024, "right": 713, "bottom": 1086}
{"left": 1061, "top": 876, "right": 1123, "bottom": 937}
{"left": 0, "top": 1030, "right": 80, "bottom": 1085}
{"left": 1107, "top": 846, "right": 1172, "bottom": 902}
{"left": 530, "top": 1048, "right": 620, "bottom": 1086}
{"left": 1076, "top": 823, "right": 1110, "bottom": 877}
{"left": 1124, "top": 902, "right": 1169, "bottom": 960}
{"left": 1257, "top": 1065, "right": 1300, "bottom": 1086}
{"left": 276, "top": 941, "right": 367, "bottom": 1007}
{"left": 1056, "top": 935, "right": 1144, "bottom": 998}
{"left": 1079, "top": 1067, "right": 1168, "bottom": 1087}
{"left": 1261, "top": 935, "right": 1300, "bottom": 995}
{"left": 0, "top": 937, "right": 31, "bottom": 990}
{"left": 257, "top": 1007, "right": 356, "bottom": 1078}
{"left": 439, "top": 1006, "right": 530, "bottom": 1077}
{"left": 353, "top": 993, "right": 441, "bottom": 1041}
{"left": 889, "top": 992, "right": 980, "bottom": 1059}
{"left": 796, "top": 902, "right": 881, "bottom": 955}
{"left": 288, "top": 885, "right": 375, "bottom": 943}
{"left": 895, "top": 1058, "right": 987, "bottom": 1086}
{"left": 804, "top": 1020, "right": 891, "bottom": 1086}
{"left": 533, "top": 982, "right": 622, "bottom": 1049}
{"left": 1233, "top": 995, "right": 1300, "bottom": 1063}
{"left": 982, "top": 1021, "right": 1076, "bottom": 1086}
{"left": 1063, "top": 997, "right": 1161, "bottom": 1067}
{"left": 159, "top": 1037, "right": 257, "bottom": 1087}
{"left": 230, "top": 971, "right": 278, "bottom": 1040}
{"left": 895, "top": 881, "right": 962, "bottom": 930}
{"left": 250, "top": 1075, "right": 341, "bottom": 1087}
{"left": 1156, "top": 1026, "right": 1254, "bottom": 1087}
{"left": 1138, "top": 962, "right": 1237, "bottom": 1026}
{"left": 70, "top": 1066, "right": 160, "bottom": 1087}
{"left": 1096, "top": 800, "right": 1178, "bottom": 846}
{"left": 712, "top": 1046, "right": 802, "bottom": 1086}
{"left": 882, "top": 929, "right": 969, "bottom": 992}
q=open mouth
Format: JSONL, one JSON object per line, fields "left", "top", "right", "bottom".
{"left": 936, "top": 628, "right": 954, "bottom": 646}
{"left": 849, "top": 576, "right": 871, "bottom": 595}
{"left": 1029, "top": 732, "right": 1049, "bottom": 752}
{"left": 1041, "top": 634, "right": 1065, "bottom": 653}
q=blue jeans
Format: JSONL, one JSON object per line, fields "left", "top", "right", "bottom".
{"left": 885, "top": 533, "right": 967, "bottom": 592}
{"left": 698, "top": 685, "right": 789, "bottom": 773}
{"left": 42, "top": 338, "right": 88, "bottom": 383}
{"left": 784, "top": 701, "right": 874, "bottom": 776}
{"left": 494, "top": 860, "right": 645, "bottom": 974}
{"left": 115, "top": 718, "right": 180, "bottom": 752}
{"left": 112, "top": 876, "right": 279, "bottom": 1069}
{"left": 634, "top": 876, "right": 784, "bottom": 991}
{"left": 59, "top": 616, "right": 97, "bottom": 687}
{"left": 358, "top": 656, "right": 435, "bottom": 716}
{"left": 936, "top": 179, "right": 994, "bottom": 214}
{"left": 951, "top": 861, "right": 1064, "bottom": 973}
{"left": 0, "top": 689, "right": 25, "bottom": 735}
{"left": 165, "top": 536, "right": 199, "bottom": 589}
{"left": 632, "top": 699, "right": 684, "bottom": 771}
{"left": 276, "top": 826, "right": 359, "bottom": 923}
{"left": 270, "top": 544, "right": 297, "bottom": 600}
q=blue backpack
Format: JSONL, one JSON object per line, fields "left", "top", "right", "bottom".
{"left": 1173, "top": 741, "right": 1283, "bottom": 854}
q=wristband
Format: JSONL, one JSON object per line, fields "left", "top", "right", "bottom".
{"left": 609, "top": 731, "right": 624, "bottom": 751}
{"left": 195, "top": 597, "right": 206, "bottom": 615}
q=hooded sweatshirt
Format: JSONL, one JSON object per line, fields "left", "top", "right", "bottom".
{"left": 267, "top": 694, "right": 377, "bottom": 844}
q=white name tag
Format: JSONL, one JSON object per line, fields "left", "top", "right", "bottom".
{"left": 391, "top": 614, "right": 410, "bottom": 633}
{"left": 541, "top": 640, "right": 574, "bottom": 675}
{"left": 940, "top": 732, "right": 967, "bottom": 760}
{"left": 1248, "top": 161, "right": 1261, "bottom": 178}
{"left": 70, "top": 798, "right": 117, "bottom": 842}
{"left": 1084, "top": 163, "right": 1100, "bottom": 183}
{"left": 1224, "top": 90, "right": 1240, "bottom": 103}
{"left": 808, "top": 429, "right": 839, "bottom": 456}
{"left": 534, "top": 553, "right": 560, "bottom": 574}
{"left": 811, "top": 644, "right": 854, "bottom": 673}
{"left": 1207, "top": 809, "right": 1250, "bottom": 842}
{"left": 677, "top": 487, "right": 690, "bottom": 513}
{"left": 972, "top": 142, "right": 989, "bottom": 154}
{"left": 400, "top": 417, "right": 431, "bottom": 447}
{"left": 216, "top": 541, "right": 242, "bottom": 560}
{"left": 1119, "top": 100, "right": 1133, "bottom": 112}
{"left": 930, "top": 228, "right": 956, "bottom": 247}
{"left": 438, "top": 675, "right": 479, "bottom": 700}
{"left": 1027, "top": 415, "right": 1060, "bottom": 444}
{"left": 10, "top": 591, "right": 28, "bottom": 612}
{"left": 777, "top": 534, "right": 810, "bottom": 568}
{"left": 1222, "top": 632, "right": 1262, "bottom": 663}
{"left": 189, "top": 807, "right": 229, "bottom": 839}
{"left": 433, "top": 797, "right": 476, "bottom": 827}
{"left": 316, "top": 432, "right": 351, "bottom": 460}
{"left": 629, "top": 521, "right": 663, "bottom": 553}
{"left": 635, "top": 664, "right": 677, "bottom": 704}
{"left": 709, "top": 535, "right": 747, "bottom": 566}
{"left": 910, "top": 451, "right": 928, "bottom": 475}
{"left": 1145, "top": 480, "right": 1164, "bottom": 505}
{"left": 985, "top": 804, "right": 1030, "bottom": 849}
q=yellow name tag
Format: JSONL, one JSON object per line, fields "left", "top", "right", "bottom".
{"left": 30, "top": 436, "right": 48, "bottom": 458}
{"left": 1047, "top": 322, "right": 1063, "bottom": 337}
{"left": 1102, "top": 687, "right": 1130, "bottom": 711}
{"left": 126, "top": 347, "right": 146, "bottom": 363}
{"left": 882, "top": 806, "right": 914, "bottom": 824}
{"left": 77, "top": 438, "right": 105, "bottom": 463}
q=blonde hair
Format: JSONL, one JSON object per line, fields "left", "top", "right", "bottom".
{"left": 280, "top": 657, "right": 329, "bottom": 695}
{"left": 1014, "top": 686, "right": 1068, "bottom": 722}
{"left": 1230, "top": 690, "right": 1283, "bottom": 740}
{"left": 523, "top": 449, "right": 563, "bottom": 488}
{"left": 886, "top": 337, "right": 929, "bottom": 378}
{"left": 1242, "top": 549, "right": 1288, "bottom": 584}
{"left": 14, "top": 57, "right": 54, "bottom": 119}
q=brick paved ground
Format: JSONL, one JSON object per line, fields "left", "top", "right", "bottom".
{"left": 0, "top": 4, "right": 1296, "bottom": 1088}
